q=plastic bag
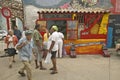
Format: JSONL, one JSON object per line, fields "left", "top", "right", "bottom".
{"left": 44, "top": 53, "right": 52, "bottom": 64}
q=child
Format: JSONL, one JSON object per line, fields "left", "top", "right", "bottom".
{"left": 16, "top": 30, "right": 33, "bottom": 80}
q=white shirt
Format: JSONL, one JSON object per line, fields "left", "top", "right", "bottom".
{"left": 47, "top": 31, "right": 59, "bottom": 51}
{"left": 8, "top": 35, "right": 15, "bottom": 48}
{"left": 58, "top": 32, "right": 64, "bottom": 40}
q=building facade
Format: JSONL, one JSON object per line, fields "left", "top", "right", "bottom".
{"left": 0, "top": 0, "right": 24, "bottom": 30}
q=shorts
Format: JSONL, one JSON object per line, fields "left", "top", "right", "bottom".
{"left": 33, "top": 46, "right": 43, "bottom": 61}
{"left": 43, "top": 41, "right": 48, "bottom": 50}
{"left": 51, "top": 51, "right": 57, "bottom": 59}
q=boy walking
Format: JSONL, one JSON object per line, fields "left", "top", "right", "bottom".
{"left": 16, "top": 30, "right": 33, "bottom": 80}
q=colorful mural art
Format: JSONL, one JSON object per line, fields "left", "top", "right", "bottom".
{"left": 23, "top": 0, "right": 112, "bottom": 9}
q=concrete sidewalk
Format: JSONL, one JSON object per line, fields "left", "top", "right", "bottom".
{"left": 0, "top": 54, "right": 120, "bottom": 80}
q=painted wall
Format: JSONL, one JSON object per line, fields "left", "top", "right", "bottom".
{"left": 23, "top": 0, "right": 71, "bottom": 8}
{"left": 110, "top": 0, "right": 120, "bottom": 14}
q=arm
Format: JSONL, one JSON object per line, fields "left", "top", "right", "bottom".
{"left": 4, "top": 36, "right": 9, "bottom": 48}
{"left": 16, "top": 39, "right": 27, "bottom": 50}
{"left": 36, "top": 40, "right": 42, "bottom": 50}
{"left": 16, "top": 42, "right": 27, "bottom": 50}
{"left": 14, "top": 36, "right": 18, "bottom": 45}
{"left": 34, "top": 31, "right": 43, "bottom": 50}
{"left": 4, "top": 36, "right": 9, "bottom": 44}
{"left": 48, "top": 41, "right": 55, "bottom": 52}
{"left": 48, "top": 33, "right": 57, "bottom": 52}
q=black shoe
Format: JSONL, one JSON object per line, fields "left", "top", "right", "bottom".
{"left": 35, "top": 66, "right": 39, "bottom": 69}
{"left": 9, "top": 65, "right": 12, "bottom": 68}
{"left": 40, "top": 67, "right": 47, "bottom": 70}
{"left": 12, "top": 60, "right": 16, "bottom": 63}
{"left": 50, "top": 71, "right": 58, "bottom": 74}
{"left": 49, "top": 67, "right": 54, "bottom": 70}
{"left": 18, "top": 71, "right": 26, "bottom": 77}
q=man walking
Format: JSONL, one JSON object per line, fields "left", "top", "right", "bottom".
{"left": 16, "top": 30, "right": 33, "bottom": 80}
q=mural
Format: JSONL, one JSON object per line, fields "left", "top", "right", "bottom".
{"left": 23, "top": 0, "right": 71, "bottom": 8}
{"left": 22, "top": 0, "right": 113, "bottom": 28}
{"left": 23, "top": 0, "right": 112, "bottom": 9}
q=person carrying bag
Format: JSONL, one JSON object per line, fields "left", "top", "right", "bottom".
{"left": 4, "top": 30, "right": 18, "bottom": 68}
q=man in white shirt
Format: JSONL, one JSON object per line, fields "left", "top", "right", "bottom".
{"left": 47, "top": 25, "right": 59, "bottom": 74}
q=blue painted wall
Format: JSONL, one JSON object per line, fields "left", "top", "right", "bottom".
{"left": 107, "top": 27, "right": 113, "bottom": 48}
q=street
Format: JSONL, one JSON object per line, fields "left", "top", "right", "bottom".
{"left": 0, "top": 40, "right": 120, "bottom": 80}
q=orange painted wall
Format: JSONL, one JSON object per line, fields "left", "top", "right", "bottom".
{"left": 64, "top": 39, "right": 105, "bottom": 54}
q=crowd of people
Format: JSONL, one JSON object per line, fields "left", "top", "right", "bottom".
{"left": 4, "top": 24, "right": 65, "bottom": 80}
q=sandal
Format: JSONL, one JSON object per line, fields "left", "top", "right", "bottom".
{"left": 9, "top": 65, "right": 12, "bottom": 68}
{"left": 50, "top": 71, "right": 58, "bottom": 74}
{"left": 35, "top": 66, "right": 39, "bottom": 69}
{"left": 18, "top": 71, "right": 26, "bottom": 77}
{"left": 49, "top": 67, "right": 54, "bottom": 70}
{"left": 40, "top": 67, "right": 47, "bottom": 70}
{"left": 12, "top": 60, "right": 16, "bottom": 63}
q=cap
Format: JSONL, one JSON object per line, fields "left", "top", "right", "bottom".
{"left": 25, "top": 30, "right": 33, "bottom": 36}
{"left": 52, "top": 25, "right": 58, "bottom": 31}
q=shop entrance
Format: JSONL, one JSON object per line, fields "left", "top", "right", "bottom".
{"left": 47, "top": 20, "right": 67, "bottom": 39}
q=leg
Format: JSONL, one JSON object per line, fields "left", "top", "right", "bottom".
{"left": 23, "top": 61, "right": 32, "bottom": 80}
{"left": 58, "top": 40, "right": 63, "bottom": 58}
{"left": 59, "top": 40, "right": 63, "bottom": 58}
{"left": 51, "top": 58, "right": 57, "bottom": 71}
{"left": 9, "top": 56, "right": 13, "bottom": 68}
{"left": 18, "top": 62, "right": 25, "bottom": 76}
{"left": 35, "top": 59, "right": 39, "bottom": 69}
{"left": 18, "top": 61, "right": 26, "bottom": 76}
{"left": 12, "top": 55, "right": 16, "bottom": 62}
{"left": 51, "top": 51, "right": 58, "bottom": 74}
{"left": 33, "top": 47, "right": 39, "bottom": 69}
{"left": 57, "top": 41, "right": 60, "bottom": 58}
{"left": 34, "top": 52, "right": 39, "bottom": 69}
{"left": 39, "top": 52, "right": 46, "bottom": 70}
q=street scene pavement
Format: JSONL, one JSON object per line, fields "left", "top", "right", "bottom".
{"left": 0, "top": 41, "right": 120, "bottom": 80}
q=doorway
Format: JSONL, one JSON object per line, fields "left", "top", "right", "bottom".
{"left": 47, "top": 20, "right": 67, "bottom": 39}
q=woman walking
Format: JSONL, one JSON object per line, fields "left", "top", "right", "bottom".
{"left": 4, "top": 30, "right": 18, "bottom": 68}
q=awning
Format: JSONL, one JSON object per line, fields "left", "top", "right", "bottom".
{"left": 38, "top": 8, "right": 110, "bottom": 14}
